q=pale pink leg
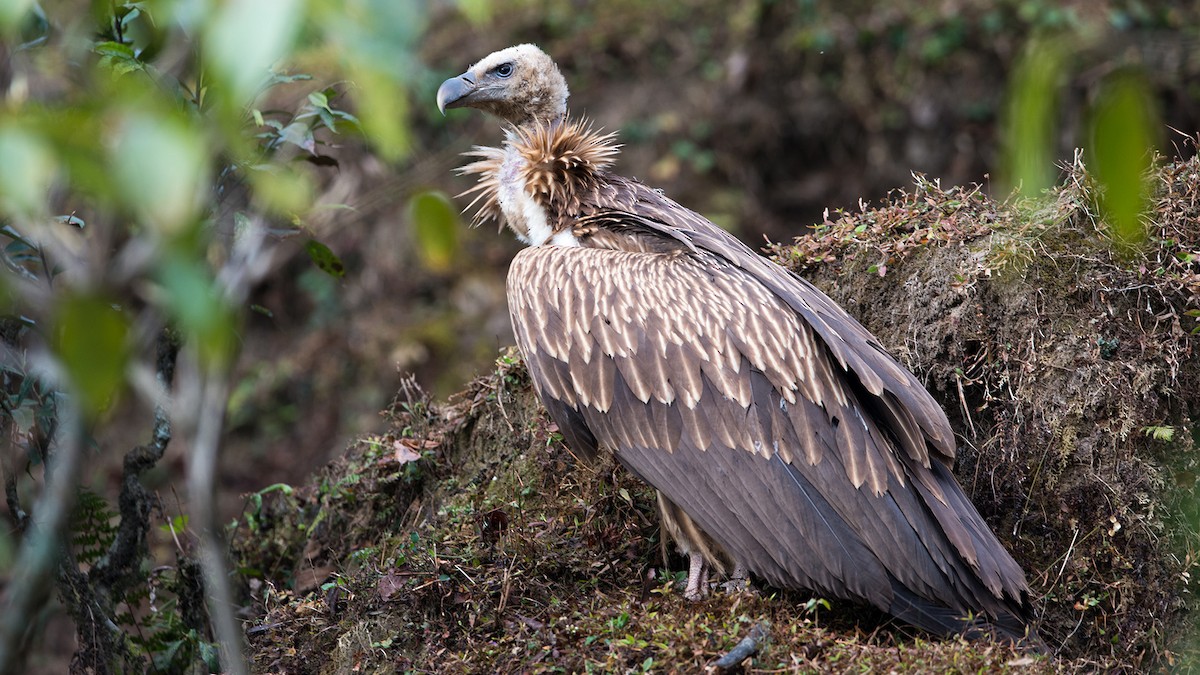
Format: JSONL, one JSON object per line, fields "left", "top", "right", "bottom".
{"left": 683, "top": 552, "right": 709, "bottom": 600}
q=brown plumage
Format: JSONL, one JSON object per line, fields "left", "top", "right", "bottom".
{"left": 438, "top": 44, "right": 1042, "bottom": 646}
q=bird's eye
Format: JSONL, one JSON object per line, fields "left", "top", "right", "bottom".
{"left": 493, "top": 63, "right": 514, "bottom": 78}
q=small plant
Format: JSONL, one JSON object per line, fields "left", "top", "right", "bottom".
{"left": 1143, "top": 426, "right": 1175, "bottom": 442}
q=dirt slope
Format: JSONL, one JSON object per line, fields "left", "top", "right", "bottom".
{"left": 234, "top": 155, "right": 1200, "bottom": 673}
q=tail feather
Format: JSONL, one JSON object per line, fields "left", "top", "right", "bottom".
{"left": 888, "top": 579, "right": 1047, "bottom": 653}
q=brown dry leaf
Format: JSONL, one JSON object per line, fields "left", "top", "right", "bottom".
{"left": 378, "top": 572, "right": 407, "bottom": 601}
{"left": 294, "top": 564, "right": 335, "bottom": 595}
{"left": 394, "top": 439, "right": 422, "bottom": 464}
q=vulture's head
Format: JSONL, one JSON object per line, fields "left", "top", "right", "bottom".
{"left": 436, "top": 44, "right": 569, "bottom": 127}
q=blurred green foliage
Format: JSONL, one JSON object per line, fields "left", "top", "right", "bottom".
{"left": 0, "top": 0, "right": 446, "bottom": 669}
{"left": 409, "top": 190, "right": 462, "bottom": 273}
{"left": 1000, "top": 30, "right": 1161, "bottom": 252}
{"left": 0, "top": 0, "right": 429, "bottom": 446}
{"left": 52, "top": 293, "right": 129, "bottom": 418}
{"left": 1088, "top": 71, "right": 1158, "bottom": 251}
{"left": 1000, "top": 34, "right": 1068, "bottom": 197}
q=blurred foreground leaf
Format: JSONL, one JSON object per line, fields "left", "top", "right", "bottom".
{"left": 1088, "top": 71, "right": 1157, "bottom": 252}
{"left": 112, "top": 112, "right": 210, "bottom": 236}
{"left": 0, "top": 126, "right": 56, "bottom": 218}
{"left": 316, "top": 0, "right": 423, "bottom": 160}
{"left": 999, "top": 34, "right": 1068, "bottom": 195}
{"left": 54, "top": 293, "right": 130, "bottom": 417}
{"left": 455, "top": 0, "right": 492, "bottom": 25}
{"left": 250, "top": 164, "right": 315, "bottom": 215}
{"left": 350, "top": 64, "right": 413, "bottom": 162}
{"left": 204, "top": 0, "right": 304, "bottom": 106}
{"left": 156, "top": 255, "right": 237, "bottom": 369}
{"left": 408, "top": 190, "right": 460, "bottom": 273}
{"left": 0, "top": 0, "right": 36, "bottom": 33}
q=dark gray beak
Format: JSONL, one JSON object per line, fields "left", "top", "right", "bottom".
{"left": 436, "top": 72, "right": 476, "bottom": 115}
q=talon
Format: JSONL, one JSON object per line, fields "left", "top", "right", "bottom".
{"left": 720, "top": 561, "right": 752, "bottom": 594}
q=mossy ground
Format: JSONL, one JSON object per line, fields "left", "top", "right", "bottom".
{"left": 233, "top": 154, "right": 1199, "bottom": 673}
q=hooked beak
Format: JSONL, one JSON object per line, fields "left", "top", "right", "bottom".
{"left": 436, "top": 72, "right": 476, "bottom": 115}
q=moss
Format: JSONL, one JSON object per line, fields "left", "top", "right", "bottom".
{"left": 234, "top": 156, "right": 1198, "bottom": 672}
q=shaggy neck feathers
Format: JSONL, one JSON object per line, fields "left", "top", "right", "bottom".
{"left": 457, "top": 119, "right": 620, "bottom": 245}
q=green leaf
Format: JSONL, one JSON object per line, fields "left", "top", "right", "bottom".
{"left": 155, "top": 254, "right": 237, "bottom": 369}
{"left": 303, "top": 239, "right": 346, "bottom": 277}
{"left": 308, "top": 91, "right": 331, "bottom": 111}
{"left": 198, "top": 640, "right": 221, "bottom": 672}
{"left": 94, "top": 41, "right": 145, "bottom": 76}
{"left": 265, "top": 72, "right": 313, "bottom": 87}
{"left": 0, "top": 126, "right": 56, "bottom": 218}
{"left": 999, "top": 34, "right": 1068, "bottom": 195}
{"left": 0, "top": 0, "right": 36, "bottom": 32}
{"left": 204, "top": 0, "right": 303, "bottom": 105}
{"left": 158, "top": 514, "right": 189, "bottom": 534}
{"left": 279, "top": 121, "right": 317, "bottom": 154}
{"left": 93, "top": 41, "right": 135, "bottom": 58}
{"left": 111, "top": 112, "right": 209, "bottom": 235}
{"left": 257, "top": 483, "right": 295, "bottom": 496}
{"left": 9, "top": 404, "right": 35, "bottom": 435}
{"left": 408, "top": 190, "right": 459, "bottom": 272}
{"left": 54, "top": 293, "right": 130, "bottom": 417}
{"left": 455, "top": 0, "right": 492, "bottom": 24}
{"left": 1142, "top": 426, "right": 1174, "bottom": 442}
{"left": 1088, "top": 71, "right": 1156, "bottom": 253}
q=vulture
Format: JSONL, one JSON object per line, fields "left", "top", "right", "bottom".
{"left": 437, "top": 44, "right": 1041, "bottom": 647}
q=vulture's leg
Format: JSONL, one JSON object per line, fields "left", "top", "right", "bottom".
{"left": 683, "top": 552, "right": 710, "bottom": 601}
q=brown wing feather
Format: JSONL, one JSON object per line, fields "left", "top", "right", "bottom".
{"left": 508, "top": 242, "right": 1032, "bottom": 633}
{"left": 586, "top": 181, "right": 959, "bottom": 463}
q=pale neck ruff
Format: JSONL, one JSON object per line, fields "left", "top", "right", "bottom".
{"left": 499, "top": 144, "right": 579, "bottom": 248}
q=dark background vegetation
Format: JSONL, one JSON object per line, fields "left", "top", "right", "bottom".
{"left": 0, "top": 0, "right": 1198, "bottom": 672}
{"left": 231, "top": 0, "right": 1200, "bottom": 504}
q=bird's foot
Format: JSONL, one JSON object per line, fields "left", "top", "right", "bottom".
{"left": 718, "top": 562, "right": 754, "bottom": 594}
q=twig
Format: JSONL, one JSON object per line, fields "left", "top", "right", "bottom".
{"left": 91, "top": 330, "right": 179, "bottom": 589}
{"left": 0, "top": 396, "right": 83, "bottom": 675}
{"left": 187, "top": 371, "right": 247, "bottom": 675}
{"left": 955, "top": 371, "right": 977, "bottom": 438}
{"left": 707, "top": 621, "right": 770, "bottom": 674}
{"left": 3, "top": 472, "right": 26, "bottom": 534}
{"left": 50, "top": 331, "right": 183, "bottom": 672}
{"left": 1056, "top": 528, "right": 1080, "bottom": 584}
{"left": 183, "top": 212, "right": 273, "bottom": 675}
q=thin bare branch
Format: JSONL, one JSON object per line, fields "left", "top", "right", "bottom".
{"left": 0, "top": 397, "right": 83, "bottom": 675}
{"left": 187, "top": 372, "right": 246, "bottom": 675}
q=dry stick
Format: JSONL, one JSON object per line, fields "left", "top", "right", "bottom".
{"left": 708, "top": 621, "right": 771, "bottom": 674}
{"left": 185, "top": 216, "right": 274, "bottom": 674}
{"left": 187, "top": 372, "right": 246, "bottom": 675}
{"left": 0, "top": 399, "right": 83, "bottom": 675}
{"left": 91, "top": 332, "right": 178, "bottom": 589}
